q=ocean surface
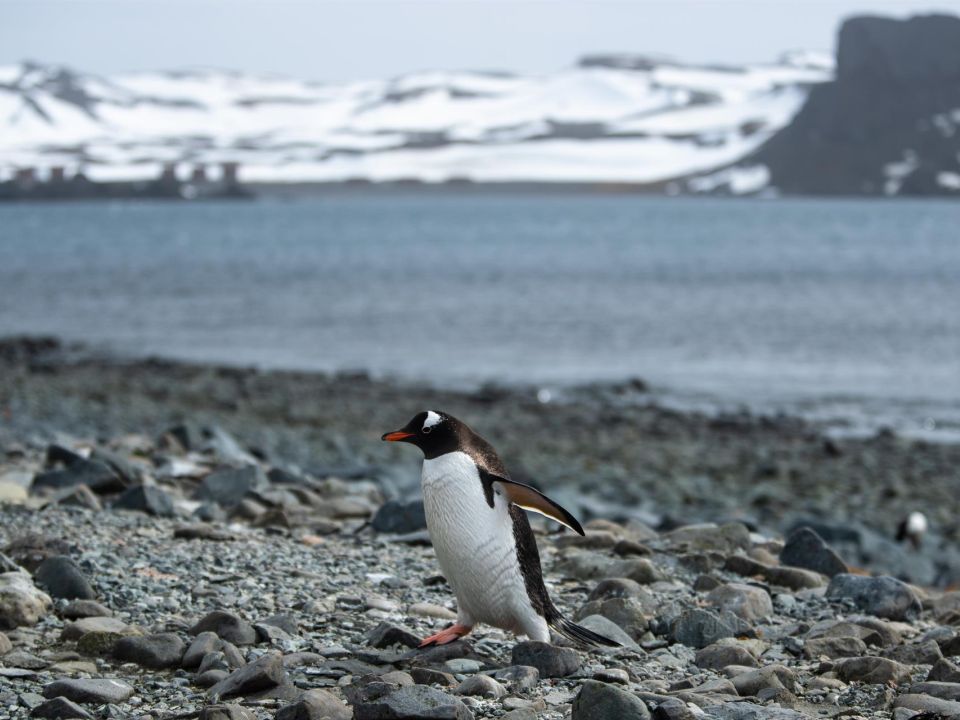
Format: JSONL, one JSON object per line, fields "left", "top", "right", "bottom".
{"left": 1, "top": 194, "right": 958, "bottom": 439}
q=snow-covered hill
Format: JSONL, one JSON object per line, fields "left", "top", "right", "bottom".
{"left": 0, "top": 55, "right": 831, "bottom": 188}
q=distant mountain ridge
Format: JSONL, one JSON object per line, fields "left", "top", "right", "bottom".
{"left": 0, "top": 53, "right": 829, "bottom": 191}
{"left": 3, "top": 14, "right": 958, "bottom": 196}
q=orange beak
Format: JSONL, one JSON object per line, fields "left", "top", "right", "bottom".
{"left": 382, "top": 431, "right": 414, "bottom": 442}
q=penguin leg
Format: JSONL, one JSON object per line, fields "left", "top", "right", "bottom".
{"left": 418, "top": 623, "right": 472, "bottom": 647}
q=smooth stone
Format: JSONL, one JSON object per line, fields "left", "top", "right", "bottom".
{"left": 444, "top": 658, "right": 481, "bottom": 674}
{"left": 894, "top": 693, "right": 960, "bottom": 716}
{"left": 587, "top": 578, "right": 648, "bottom": 602}
{"left": 664, "top": 523, "right": 751, "bottom": 554}
{"left": 571, "top": 680, "right": 650, "bottom": 720}
{"left": 703, "top": 702, "right": 811, "bottom": 719}
{"left": 410, "top": 667, "right": 456, "bottom": 686}
{"left": 371, "top": 500, "right": 427, "bottom": 534}
{"left": 0, "top": 571, "right": 53, "bottom": 629}
{"left": 706, "top": 583, "right": 773, "bottom": 622}
{"left": 47, "top": 661, "right": 97, "bottom": 675}
{"left": 511, "top": 641, "right": 580, "bottom": 678}
{"left": 453, "top": 675, "right": 506, "bottom": 698}
{"left": 803, "top": 635, "right": 868, "bottom": 659}
{"left": 0, "top": 630, "right": 10, "bottom": 655}
{"left": 669, "top": 608, "right": 736, "bottom": 649}
{"left": 576, "top": 598, "right": 649, "bottom": 640}
{"left": 29, "top": 697, "right": 94, "bottom": 719}
{"left": 190, "top": 610, "right": 258, "bottom": 646}
{"left": 183, "top": 631, "right": 222, "bottom": 669}
{"left": 493, "top": 665, "right": 540, "bottom": 691}
{"left": 365, "top": 621, "right": 421, "bottom": 649}
{"left": 32, "top": 459, "right": 123, "bottom": 494}
{"left": 34, "top": 557, "right": 96, "bottom": 600}
{"left": 112, "top": 484, "right": 176, "bottom": 517}
{"left": 198, "top": 651, "right": 230, "bottom": 674}
{"left": 113, "top": 632, "right": 185, "bottom": 669}
{"left": 723, "top": 555, "right": 826, "bottom": 590}
{"left": 836, "top": 656, "right": 912, "bottom": 685}
{"left": 61, "top": 616, "right": 130, "bottom": 641}
{"left": 196, "top": 466, "right": 267, "bottom": 508}
{"left": 61, "top": 600, "right": 112, "bottom": 620}
{"left": 408, "top": 603, "right": 457, "bottom": 620}
{"left": 275, "top": 688, "right": 352, "bottom": 720}
{"left": 909, "top": 681, "right": 960, "bottom": 701}
{"left": 76, "top": 630, "right": 124, "bottom": 656}
{"left": 41, "top": 679, "right": 134, "bottom": 704}
{"left": 883, "top": 639, "right": 943, "bottom": 666}
{"left": 730, "top": 665, "right": 797, "bottom": 696}
{"left": 353, "top": 685, "right": 474, "bottom": 720}
{"left": 207, "top": 651, "right": 286, "bottom": 699}
{"left": 695, "top": 643, "right": 758, "bottom": 670}
{"left": 196, "top": 669, "right": 230, "bottom": 688}
{"left": 779, "top": 527, "right": 848, "bottom": 577}
{"left": 826, "top": 574, "right": 921, "bottom": 621}
{"left": 198, "top": 705, "right": 257, "bottom": 720}
{"left": 651, "top": 698, "right": 698, "bottom": 719}
{"left": 929, "top": 658, "right": 960, "bottom": 683}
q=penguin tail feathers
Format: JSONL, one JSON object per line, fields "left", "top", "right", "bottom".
{"left": 548, "top": 615, "right": 621, "bottom": 648}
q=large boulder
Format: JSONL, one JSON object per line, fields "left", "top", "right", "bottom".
{"left": 826, "top": 574, "right": 921, "bottom": 620}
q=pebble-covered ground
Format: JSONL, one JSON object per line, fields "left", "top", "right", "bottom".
{"left": 1, "top": 337, "right": 960, "bottom": 719}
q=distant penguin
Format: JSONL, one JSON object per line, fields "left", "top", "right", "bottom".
{"left": 896, "top": 511, "right": 928, "bottom": 550}
{"left": 382, "top": 410, "right": 619, "bottom": 648}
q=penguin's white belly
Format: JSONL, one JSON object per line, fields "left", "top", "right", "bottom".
{"left": 422, "top": 452, "right": 544, "bottom": 636}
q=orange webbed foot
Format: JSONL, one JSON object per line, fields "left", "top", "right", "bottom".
{"left": 418, "top": 623, "right": 472, "bottom": 648}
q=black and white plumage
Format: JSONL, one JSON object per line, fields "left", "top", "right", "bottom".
{"left": 382, "top": 410, "right": 618, "bottom": 648}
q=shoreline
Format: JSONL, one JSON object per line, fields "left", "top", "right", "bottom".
{"left": 2, "top": 335, "right": 959, "bottom": 576}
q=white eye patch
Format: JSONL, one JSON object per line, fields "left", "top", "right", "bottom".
{"left": 423, "top": 411, "right": 442, "bottom": 431}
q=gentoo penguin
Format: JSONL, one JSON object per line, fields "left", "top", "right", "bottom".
{"left": 896, "top": 511, "right": 928, "bottom": 550}
{"left": 382, "top": 410, "right": 618, "bottom": 648}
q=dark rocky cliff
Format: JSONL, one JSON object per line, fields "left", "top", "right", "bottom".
{"left": 756, "top": 14, "right": 960, "bottom": 196}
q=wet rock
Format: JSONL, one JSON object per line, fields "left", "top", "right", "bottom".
{"left": 0, "top": 570, "right": 53, "bottom": 629}
{"left": 353, "top": 685, "right": 473, "bottom": 719}
{"left": 61, "top": 616, "right": 130, "bottom": 641}
{"left": 669, "top": 608, "right": 736, "bottom": 649}
{"left": 706, "top": 583, "right": 772, "bottom": 622}
{"left": 779, "top": 527, "right": 847, "bottom": 577}
{"left": 34, "top": 556, "right": 96, "bottom": 600}
{"left": 198, "top": 705, "right": 257, "bottom": 720}
{"left": 371, "top": 500, "right": 427, "bottom": 534}
{"left": 410, "top": 667, "right": 456, "bottom": 686}
{"left": 651, "top": 698, "right": 697, "bottom": 720}
{"left": 803, "top": 635, "right": 868, "bottom": 659}
{"left": 365, "top": 621, "right": 421, "bottom": 649}
{"left": 276, "top": 688, "right": 352, "bottom": 720}
{"left": 190, "top": 610, "right": 258, "bottom": 645}
{"left": 32, "top": 459, "right": 124, "bottom": 494}
{"left": 196, "top": 466, "right": 267, "bottom": 508}
{"left": 587, "top": 578, "right": 648, "bottom": 602}
{"left": 29, "top": 697, "right": 94, "bottom": 719}
{"left": 511, "top": 641, "right": 580, "bottom": 678}
{"left": 112, "top": 484, "right": 175, "bottom": 517}
{"left": 61, "top": 600, "right": 112, "bottom": 619}
{"left": 723, "top": 555, "right": 826, "bottom": 590}
{"left": 836, "top": 655, "right": 912, "bottom": 684}
{"left": 695, "top": 642, "right": 758, "bottom": 670}
{"left": 208, "top": 651, "right": 286, "bottom": 699}
{"left": 576, "top": 597, "right": 649, "bottom": 639}
{"left": 41, "top": 678, "right": 134, "bottom": 704}
{"left": 929, "top": 658, "right": 960, "bottom": 683}
{"left": 113, "top": 632, "right": 185, "bottom": 669}
{"left": 493, "top": 665, "right": 540, "bottom": 691}
{"left": 664, "top": 523, "right": 751, "bottom": 554}
{"left": 730, "top": 665, "right": 797, "bottom": 696}
{"left": 571, "top": 680, "right": 650, "bottom": 719}
{"left": 883, "top": 639, "right": 943, "bottom": 665}
{"left": 453, "top": 675, "right": 506, "bottom": 698}
{"left": 909, "top": 681, "right": 960, "bottom": 700}
{"left": 183, "top": 631, "right": 222, "bottom": 668}
{"left": 826, "top": 573, "right": 921, "bottom": 620}
{"left": 703, "top": 702, "right": 809, "bottom": 719}
{"left": 893, "top": 693, "right": 960, "bottom": 716}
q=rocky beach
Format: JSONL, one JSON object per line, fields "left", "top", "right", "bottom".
{"left": 2, "top": 336, "right": 960, "bottom": 719}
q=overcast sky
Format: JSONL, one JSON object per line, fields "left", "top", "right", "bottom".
{"left": 1, "top": 0, "right": 958, "bottom": 81}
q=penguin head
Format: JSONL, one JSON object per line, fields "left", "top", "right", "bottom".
{"left": 381, "top": 410, "right": 459, "bottom": 456}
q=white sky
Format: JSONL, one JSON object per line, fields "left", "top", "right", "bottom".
{"left": 1, "top": 0, "right": 958, "bottom": 81}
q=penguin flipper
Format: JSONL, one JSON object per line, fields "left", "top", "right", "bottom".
{"left": 478, "top": 469, "right": 584, "bottom": 536}
{"left": 549, "top": 615, "right": 621, "bottom": 648}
